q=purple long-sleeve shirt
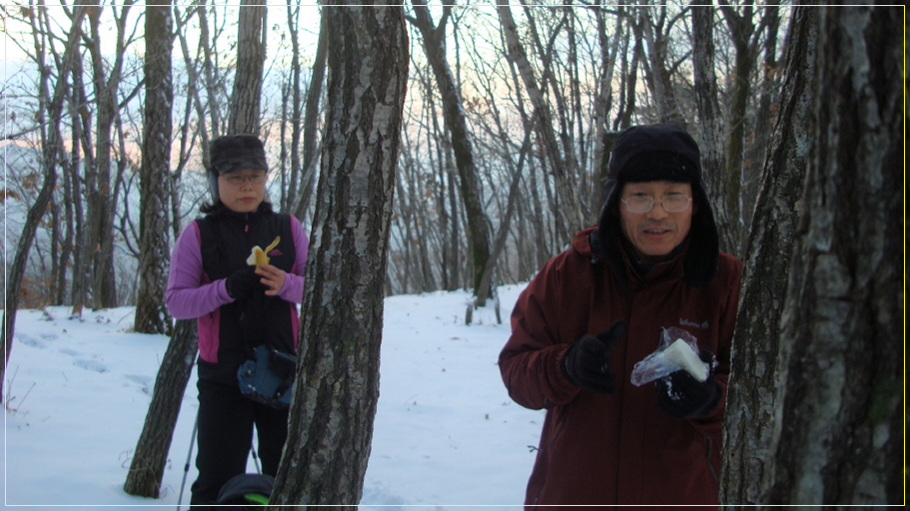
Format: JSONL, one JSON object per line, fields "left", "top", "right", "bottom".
{"left": 165, "top": 214, "right": 308, "bottom": 320}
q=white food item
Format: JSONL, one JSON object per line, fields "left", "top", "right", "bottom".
{"left": 663, "top": 338, "right": 709, "bottom": 382}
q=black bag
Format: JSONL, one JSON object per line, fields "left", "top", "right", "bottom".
{"left": 216, "top": 473, "right": 274, "bottom": 505}
{"left": 237, "top": 344, "right": 296, "bottom": 409}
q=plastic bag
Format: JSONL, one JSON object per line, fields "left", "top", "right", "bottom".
{"left": 630, "top": 327, "right": 710, "bottom": 386}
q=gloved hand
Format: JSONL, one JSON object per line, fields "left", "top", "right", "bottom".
{"left": 655, "top": 347, "right": 721, "bottom": 419}
{"left": 225, "top": 268, "right": 263, "bottom": 300}
{"left": 561, "top": 320, "right": 628, "bottom": 394}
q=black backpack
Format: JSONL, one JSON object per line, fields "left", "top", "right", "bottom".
{"left": 216, "top": 473, "right": 274, "bottom": 505}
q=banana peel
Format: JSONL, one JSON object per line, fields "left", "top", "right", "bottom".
{"left": 246, "top": 236, "right": 281, "bottom": 267}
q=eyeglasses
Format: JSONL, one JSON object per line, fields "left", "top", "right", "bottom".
{"left": 621, "top": 193, "right": 692, "bottom": 214}
{"left": 221, "top": 173, "right": 266, "bottom": 186}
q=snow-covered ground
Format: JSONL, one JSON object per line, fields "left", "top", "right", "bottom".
{"left": 4, "top": 285, "right": 543, "bottom": 509}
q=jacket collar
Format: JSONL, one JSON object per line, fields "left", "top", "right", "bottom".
{"left": 584, "top": 226, "right": 697, "bottom": 289}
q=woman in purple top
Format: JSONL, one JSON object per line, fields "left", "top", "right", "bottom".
{"left": 165, "top": 135, "right": 308, "bottom": 507}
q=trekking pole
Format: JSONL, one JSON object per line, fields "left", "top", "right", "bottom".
{"left": 250, "top": 442, "right": 262, "bottom": 474}
{"left": 176, "top": 412, "right": 199, "bottom": 511}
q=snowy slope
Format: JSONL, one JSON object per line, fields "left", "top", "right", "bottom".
{"left": 4, "top": 285, "right": 543, "bottom": 509}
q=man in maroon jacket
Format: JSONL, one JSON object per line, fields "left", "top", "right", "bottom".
{"left": 500, "top": 124, "right": 743, "bottom": 508}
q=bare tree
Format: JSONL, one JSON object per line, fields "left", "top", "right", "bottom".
{"left": 269, "top": 4, "right": 409, "bottom": 507}
{"left": 2, "top": 4, "right": 89, "bottom": 402}
{"left": 497, "top": 1, "right": 584, "bottom": 242}
{"left": 228, "top": 3, "right": 267, "bottom": 135}
{"left": 79, "top": 3, "right": 136, "bottom": 310}
{"left": 408, "top": 1, "right": 493, "bottom": 306}
{"left": 722, "top": 5, "right": 903, "bottom": 505}
{"left": 633, "top": 3, "right": 688, "bottom": 126}
{"left": 134, "top": 1, "right": 174, "bottom": 335}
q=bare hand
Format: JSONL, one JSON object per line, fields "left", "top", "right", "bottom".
{"left": 255, "top": 264, "right": 286, "bottom": 296}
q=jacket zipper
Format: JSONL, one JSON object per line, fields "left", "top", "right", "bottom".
{"left": 705, "top": 436, "right": 719, "bottom": 489}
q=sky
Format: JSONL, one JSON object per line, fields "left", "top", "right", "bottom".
{"left": 4, "top": 284, "right": 545, "bottom": 509}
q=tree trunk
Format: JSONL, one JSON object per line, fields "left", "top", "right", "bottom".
{"left": 269, "top": 4, "right": 408, "bottom": 507}
{"left": 722, "top": 6, "right": 904, "bottom": 506}
{"left": 636, "top": 5, "right": 686, "bottom": 127}
{"left": 409, "top": 1, "right": 493, "bottom": 305}
{"left": 716, "top": 3, "right": 758, "bottom": 255}
{"left": 84, "top": 3, "right": 130, "bottom": 309}
{"left": 720, "top": 6, "right": 816, "bottom": 504}
{"left": 691, "top": 3, "right": 730, "bottom": 252}
{"left": 134, "top": 1, "right": 174, "bottom": 335}
{"left": 123, "top": 320, "right": 197, "bottom": 497}
{"left": 743, "top": 6, "right": 781, "bottom": 235}
{"left": 497, "top": 1, "right": 583, "bottom": 242}
{"left": 292, "top": 11, "right": 329, "bottom": 221}
{"left": 228, "top": 4, "right": 267, "bottom": 135}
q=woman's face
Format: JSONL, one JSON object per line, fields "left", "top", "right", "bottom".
{"left": 218, "top": 169, "right": 267, "bottom": 213}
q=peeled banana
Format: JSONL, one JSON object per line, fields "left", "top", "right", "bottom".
{"left": 246, "top": 236, "right": 281, "bottom": 267}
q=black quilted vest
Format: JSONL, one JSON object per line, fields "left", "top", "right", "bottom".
{"left": 196, "top": 206, "right": 296, "bottom": 384}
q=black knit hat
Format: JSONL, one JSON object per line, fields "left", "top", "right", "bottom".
{"left": 206, "top": 134, "right": 268, "bottom": 201}
{"left": 592, "top": 124, "right": 719, "bottom": 287}
{"left": 606, "top": 123, "right": 701, "bottom": 185}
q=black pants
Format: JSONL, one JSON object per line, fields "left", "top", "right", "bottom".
{"left": 190, "top": 378, "right": 289, "bottom": 506}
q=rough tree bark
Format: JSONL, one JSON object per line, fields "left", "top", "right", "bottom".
{"left": 721, "top": 6, "right": 817, "bottom": 504}
{"left": 123, "top": 320, "right": 197, "bottom": 497}
{"left": 269, "top": 4, "right": 409, "bottom": 507}
{"left": 722, "top": 5, "right": 903, "bottom": 506}
{"left": 134, "top": 1, "right": 174, "bottom": 335}
{"left": 228, "top": 4, "right": 267, "bottom": 135}
{"left": 691, "top": 2, "right": 731, "bottom": 252}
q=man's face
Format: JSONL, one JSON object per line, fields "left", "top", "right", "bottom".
{"left": 619, "top": 181, "right": 694, "bottom": 264}
{"left": 218, "top": 168, "right": 267, "bottom": 213}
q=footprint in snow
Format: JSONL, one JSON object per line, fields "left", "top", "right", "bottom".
{"left": 73, "top": 359, "right": 108, "bottom": 373}
{"left": 17, "top": 335, "right": 47, "bottom": 349}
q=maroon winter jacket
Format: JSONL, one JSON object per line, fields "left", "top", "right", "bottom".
{"left": 499, "top": 227, "right": 743, "bottom": 507}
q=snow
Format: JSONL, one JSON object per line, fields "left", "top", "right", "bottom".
{"left": 4, "top": 285, "right": 544, "bottom": 509}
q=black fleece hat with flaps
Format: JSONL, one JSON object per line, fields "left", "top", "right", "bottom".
{"left": 591, "top": 123, "right": 720, "bottom": 288}
{"left": 207, "top": 134, "right": 268, "bottom": 200}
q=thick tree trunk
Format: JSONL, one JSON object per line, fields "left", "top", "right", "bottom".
{"left": 269, "top": 4, "right": 408, "bottom": 507}
{"left": 722, "top": 6, "right": 903, "bottom": 506}
{"left": 123, "top": 320, "right": 197, "bottom": 497}
{"left": 691, "top": 2, "right": 730, "bottom": 252}
{"left": 134, "top": 1, "right": 174, "bottom": 335}
{"left": 228, "top": 4, "right": 267, "bottom": 135}
{"left": 720, "top": 6, "right": 816, "bottom": 504}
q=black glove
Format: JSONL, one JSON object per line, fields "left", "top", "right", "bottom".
{"left": 225, "top": 268, "right": 262, "bottom": 300}
{"left": 655, "top": 347, "right": 721, "bottom": 419}
{"left": 561, "top": 320, "right": 628, "bottom": 394}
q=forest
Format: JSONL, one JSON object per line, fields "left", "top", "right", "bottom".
{"left": 2, "top": 1, "right": 904, "bottom": 507}
{"left": 5, "top": 1, "right": 787, "bottom": 311}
